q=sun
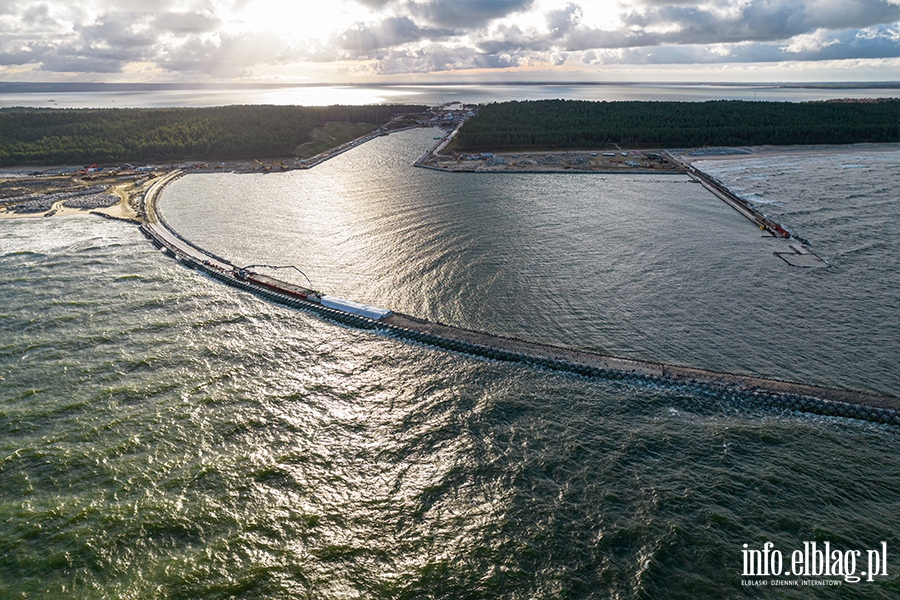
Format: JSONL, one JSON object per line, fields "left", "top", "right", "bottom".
{"left": 226, "top": 0, "right": 365, "bottom": 44}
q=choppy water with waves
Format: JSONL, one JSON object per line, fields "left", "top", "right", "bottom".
{"left": 2, "top": 130, "right": 899, "bottom": 599}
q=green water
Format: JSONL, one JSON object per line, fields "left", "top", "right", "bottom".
{"left": 1, "top": 132, "right": 898, "bottom": 598}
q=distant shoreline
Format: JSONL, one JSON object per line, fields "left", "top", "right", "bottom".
{"left": 3, "top": 81, "right": 899, "bottom": 93}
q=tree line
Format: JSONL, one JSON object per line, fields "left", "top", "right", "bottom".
{"left": 0, "top": 105, "right": 425, "bottom": 166}
{"left": 455, "top": 99, "right": 900, "bottom": 151}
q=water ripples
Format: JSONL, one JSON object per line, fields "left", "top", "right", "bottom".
{"left": 2, "top": 138, "right": 899, "bottom": 598}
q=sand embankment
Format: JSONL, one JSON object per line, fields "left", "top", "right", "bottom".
{"left": 0, "top": 172, "right": 150, "bottom": 221}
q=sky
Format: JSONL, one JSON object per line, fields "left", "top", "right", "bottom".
{"left": 1, "top": 0, "right": 899, "bottom": 83}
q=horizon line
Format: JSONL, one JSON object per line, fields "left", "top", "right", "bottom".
{"left": 3, "top": 81, "right": 900, "bottom": 93}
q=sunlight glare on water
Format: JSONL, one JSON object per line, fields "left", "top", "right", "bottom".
{"left": 163, "top": 130, "right": 899, "bottom": 396}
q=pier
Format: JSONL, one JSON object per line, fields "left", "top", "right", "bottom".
{"left": 667, "top": 151, "right": 830, "bottom": 267}
{"left": 139, "top": 172, "right": 899, "bottom": 426}
{"left": 680, "top": 159, "right": 791, "bottom": 238}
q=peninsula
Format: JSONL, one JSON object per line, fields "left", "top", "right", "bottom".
{"left": 417, "top": 98, "right": 899, "bottom": 172}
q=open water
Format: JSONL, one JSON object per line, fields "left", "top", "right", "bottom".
{"left": 2, "top": 82, "right": 896, "bottom": 109}
{"left": 1, "top": 129, "right": 899, "bottom": 598}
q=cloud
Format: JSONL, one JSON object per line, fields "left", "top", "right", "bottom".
{"left": 0, "top": 0, "right": 898, "bottom": 78}
{"left": 22, "top": 4, "right": 56, "bottom": 26}
{"left": 37, "top": 53, "right": 132, "bottom": 73}
{"left": 353, "top": 0, "right": 398, "bottom": 8}
{"left": 0, "top": 3, "right": 292, "bottom": 75}
{"left": 405, "top": 0, "right": 536, "bottom": 28}
{"left": 154, "top": 11, "right": 221, "bottom": 34}
{"left": 618, "top": 0, "right": 900, "bottom": 45}
{"left": 546, "top": 2, "right": 581, "bottom": 38}
{"left": 348, "top": 0, "right": 537, "bottom": 28}
{"left": 158, "top": 30, "right": 297, "bottom": 77}
{"left": 471, "top": 0, "right": 900, "bottom": 66}
{"left": 470, "top": 0, "right": 900, "bottom": 55}
{"left": 0, "top": 10, "right": 157, "bottom": 73}
{"left": 372, "top": 44, "right": 523, "bottom": 73}
{"left": 590, "top": 24, "right": 900, "bottom": 64}
{"left": 475, "top": 23, "right": 556, "bottom": 54}
{"left": 79, "top": 12, "right": 156, "bottom": 50}
{"left": 332, "top": 16, "right": 453, "bottom": 56}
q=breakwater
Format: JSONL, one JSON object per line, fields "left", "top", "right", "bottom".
{"left": 667, "top": 152, "right": 831, "bottom": 267}
{"left": 140, "top": 172, "right": 899, "bottom": 425}
{"left": 667, "top": 151, "right": 791, "bottom": 238}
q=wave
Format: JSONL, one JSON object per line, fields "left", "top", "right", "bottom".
{"left": 4, "top": 250, "right": 45, "bottom": 257}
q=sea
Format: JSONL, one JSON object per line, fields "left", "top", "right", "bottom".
{"left": 2, "top": 82, "right": 898, "bottom": 109}
{"left": 1, "top": 85, "right": 899, "bottom": 599}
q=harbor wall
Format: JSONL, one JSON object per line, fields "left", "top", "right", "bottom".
{"left": 140, "top": 170, "right": 900, "bottom": 426}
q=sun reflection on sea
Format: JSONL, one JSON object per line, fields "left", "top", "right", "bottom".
{"left": 258, "top": 86, "right": 422, "bottom": 106}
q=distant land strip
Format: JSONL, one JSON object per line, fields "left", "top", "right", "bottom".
{"left": 2, "top": 81, "right": 899, "bottom": 93}
{"left": 454, "top": 99, "right": 900, "bottom": 152}
{"left": 3, "top": 99, "right": 898, "bottom": 167}
{"left": 0, "top": 105, "right": 428, "bottom": 167}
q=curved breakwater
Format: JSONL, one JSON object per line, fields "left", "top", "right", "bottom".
{"left": 141, "top": 170, "right": 900, "bottom": 426}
